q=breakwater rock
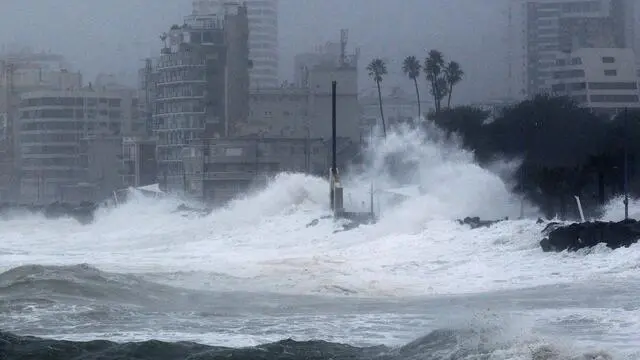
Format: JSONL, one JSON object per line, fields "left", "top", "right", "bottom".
{"left": 540, "top": 219, "right": 640, "bottom": 252}
{"left": 456, "top": 216, "right": 508, "bottom": 229}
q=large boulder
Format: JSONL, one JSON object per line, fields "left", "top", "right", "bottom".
{"left": 456, "top": 216, "right": 507, "bottom": 229}
{"left": 540, "top": 219, "right": 640, "bottom": 252}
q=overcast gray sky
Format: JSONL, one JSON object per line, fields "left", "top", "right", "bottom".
{"left": 0, "top": 0, "right": 509, "bottom": 104}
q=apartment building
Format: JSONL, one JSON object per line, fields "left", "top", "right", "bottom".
{"left": 243, "top": 31, "right": 361, "bottom": 142}
{"left": 192, "top": 0, "right": 279, "bottom": 88}
{"left": 0, "top": 51, "right": 82, "bottom": 201}
{"left": 516, "top": 0, "right": 635, "bottom": 96}
{"left": 17, "top": 88, "right": 139, "bottom": 204}
{"left": 549, "top": 47, "right": 640, "bottom": 116}
{"left": 152, "top": 4, "right": 249, "bottom": 193}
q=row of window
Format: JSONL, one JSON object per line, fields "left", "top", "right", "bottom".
{"left": 156, "top": 54, "right": 206, "bottom": 69}
{"left": 22, "top": 157, "right": 78, "bottom": 167}
{"left": 155, "top": 114, "right": 206, "bottom": 130}
{"left": 21, "top": 109, "right": 122, "bottom": 120}
{"left": 156, "top": 84, "right": 206, "bottom": 99}
{"left": 21, "top": 145, "right": 78, "bottom": 155}
{"left": 552, "top": 82, "right": 638, "bottom": 92}
{"left": 155, "top": 100, "right": 207, "bottom": 114}
{"left": 553, "top": 69, "right": 621, "bottom": 79}
{"left": 21, "top": 133, "right": 79, "bottom": 144}
{"left": 157, "top": 69, "right": 207, "bottom": 84}
{"left": 21, "top": 121, "right": 121, "bottom": 133}
{"left": 568, "top": 94, "right": 640, "bottom": 103}
{"left": 21, "top": 97, "right": 123, "bottom": 108}
{"left": 21, "top": 169, "right": 78, "bottom": 179}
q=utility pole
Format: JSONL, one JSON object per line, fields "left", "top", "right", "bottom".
{"left": 623, "top": 107, "right": 629, "bottom": 220}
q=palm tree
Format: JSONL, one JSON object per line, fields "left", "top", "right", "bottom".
{"left": 425, "top": 50, "right": 446, "bottom": 113}
{"left": 367, "top": 58, "right": 388, "bottom": 138}
{"left": 444, "top": 61, "right": 464, "bottom": 108}
{"left": 402, "top": 56, "right": 422, "bottom": 119}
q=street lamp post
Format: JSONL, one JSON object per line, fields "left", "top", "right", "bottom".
{"left": 623, "top": 107, "right": 629, "bottom": 220}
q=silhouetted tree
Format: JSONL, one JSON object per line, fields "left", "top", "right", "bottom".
{"left": 444, "top": 61, "right": 464, "bottom": 108}
{"left": 402, "top": 56, "right": 422, "bottom": 118}
{"left": 367, "top": 58, "right": 388, "bottom": 138}
{"left": 424, "top": 50, "right": 447, "bottom": 113}
{"left": 429, "top": 106, "right": 490, "bottom": 155}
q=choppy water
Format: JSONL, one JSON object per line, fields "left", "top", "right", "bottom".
{"left": 1, "top": 127, "right": 639, "bottom": 359}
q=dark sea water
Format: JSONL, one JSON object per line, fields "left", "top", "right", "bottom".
{"left": 0, "top": 263, "right": 637, "bottom": 359}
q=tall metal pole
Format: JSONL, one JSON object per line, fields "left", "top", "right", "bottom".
{"left": 331, "top": 81, "right": 337, "bottom": 172}
{"left": 624, "top": 107, "right": 629, "bottom": 220}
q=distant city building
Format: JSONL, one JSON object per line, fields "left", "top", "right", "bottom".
{"left": 0, "top": 51, "right": 83, "bottom": 201}
{"left": 549, "top": 47, "right": 640, "bottom": 116}
{"left": 150, "top": 4, "right": 249, "bottom": 192}
{"left": 17, "top": 87, "right": 139, "bottom": 204}
{"left": 359, "top": 86, "right": 430, "bottom": 133}
{"left": 243, "top": 31, "right": 361, "bottom": 142}
{"left": 510, "top": 0, "right": 636, "bottom": 97}
{"left": 192, "top": 0, "right": 279, "bottom": 89}
{"left": 182, "top": 136, "right": 352, "bottom": 204}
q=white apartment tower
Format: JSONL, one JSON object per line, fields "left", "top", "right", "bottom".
{"left": 549, "top": 48, "right": 640, "bottom": 116}
{"left": 192, "top": 0, "right": 279, "bottom": 89}
{"left": 510, "top": 0, "right": 636, "bottom": 97}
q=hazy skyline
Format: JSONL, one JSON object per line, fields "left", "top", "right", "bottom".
{"left": 0, "top": 0, "right": 510, "bottom": 104}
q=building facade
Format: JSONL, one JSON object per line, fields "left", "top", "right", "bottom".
{"left": 193, "top": 0, "right": 279, "bottom": 89}
{"left": 17, "top": 88, "right": 139, "bottom": 204}
{"left": 182, "top": 137, "right": 350, "bottom": 204}
{"left": 549, "top": 47, "right": 640, "bottom": 116}
{"left": 0, "top": 51, "right": 82, "bottom": 201}
{"left": 121, "top": 136, "right": 158, "bottom": 188}
{"left": 360, "top": 86, "right": 429, "bottom": 132}
{"left": 242, "top": 31, "right": 361, "bottom": 142}
{"left": 515, "top": 0, "right": 635, "bottom": 96}
{"left": 152, "top": 4, "right": 249, "bottom": 192}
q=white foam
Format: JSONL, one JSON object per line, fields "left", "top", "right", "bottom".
{"left": 1, "top": 126, "right": 639, "bottom": 299}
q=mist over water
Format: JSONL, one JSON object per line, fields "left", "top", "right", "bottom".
{"left": 1, "top": 125, "right": 640, "bottom": 357}
{"left": 344, "top": 123, "right": 539, "bottom": 222}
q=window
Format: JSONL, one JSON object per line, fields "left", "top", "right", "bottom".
{"left": 590, "top": 94, "right": 639, "bottom": 103}
{"left": 602, "top": 56, "right": 615, "bottom": 64}
{"left": 589, "top": 82, "right": 637, "bottom": 90}
{"left": 604, "top": 69, "right": 617, "bottom": 76}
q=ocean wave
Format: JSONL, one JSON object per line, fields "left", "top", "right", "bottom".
{"left": 0, "top": 327, "right": 619, "bottom": 360}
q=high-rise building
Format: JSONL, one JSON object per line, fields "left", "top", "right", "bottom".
{"left": 17, "top": 87, "right": 139, "bottom": 204}
{"left": 549, "top": 48, "right": 640, "bottom": 116}
{"left": 513, "top": 0, "right": 635, "bottom": 96}
{"left": 0, "top": 51, "right": 83, "bottom": 202}
{"left": 152, "top": 4, "right": 249, "bottom": 192}
{"left": 193, "top": 0, "right": 279, "bottom": 89}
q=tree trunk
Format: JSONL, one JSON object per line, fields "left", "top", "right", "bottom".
{"left": 447, "top": 84, "right": 453, "bottom": 108}
{"left": 429, "top": 77, "right": 439, "bottom": 113}
{"left": 376, "top": 81, "right": 386, "bottom": 138}
{"left": 413, "top": 78, "right": 421, "bottom": 120}
{"left": 598, "top": 170, "right": 605, "bottom": 205}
